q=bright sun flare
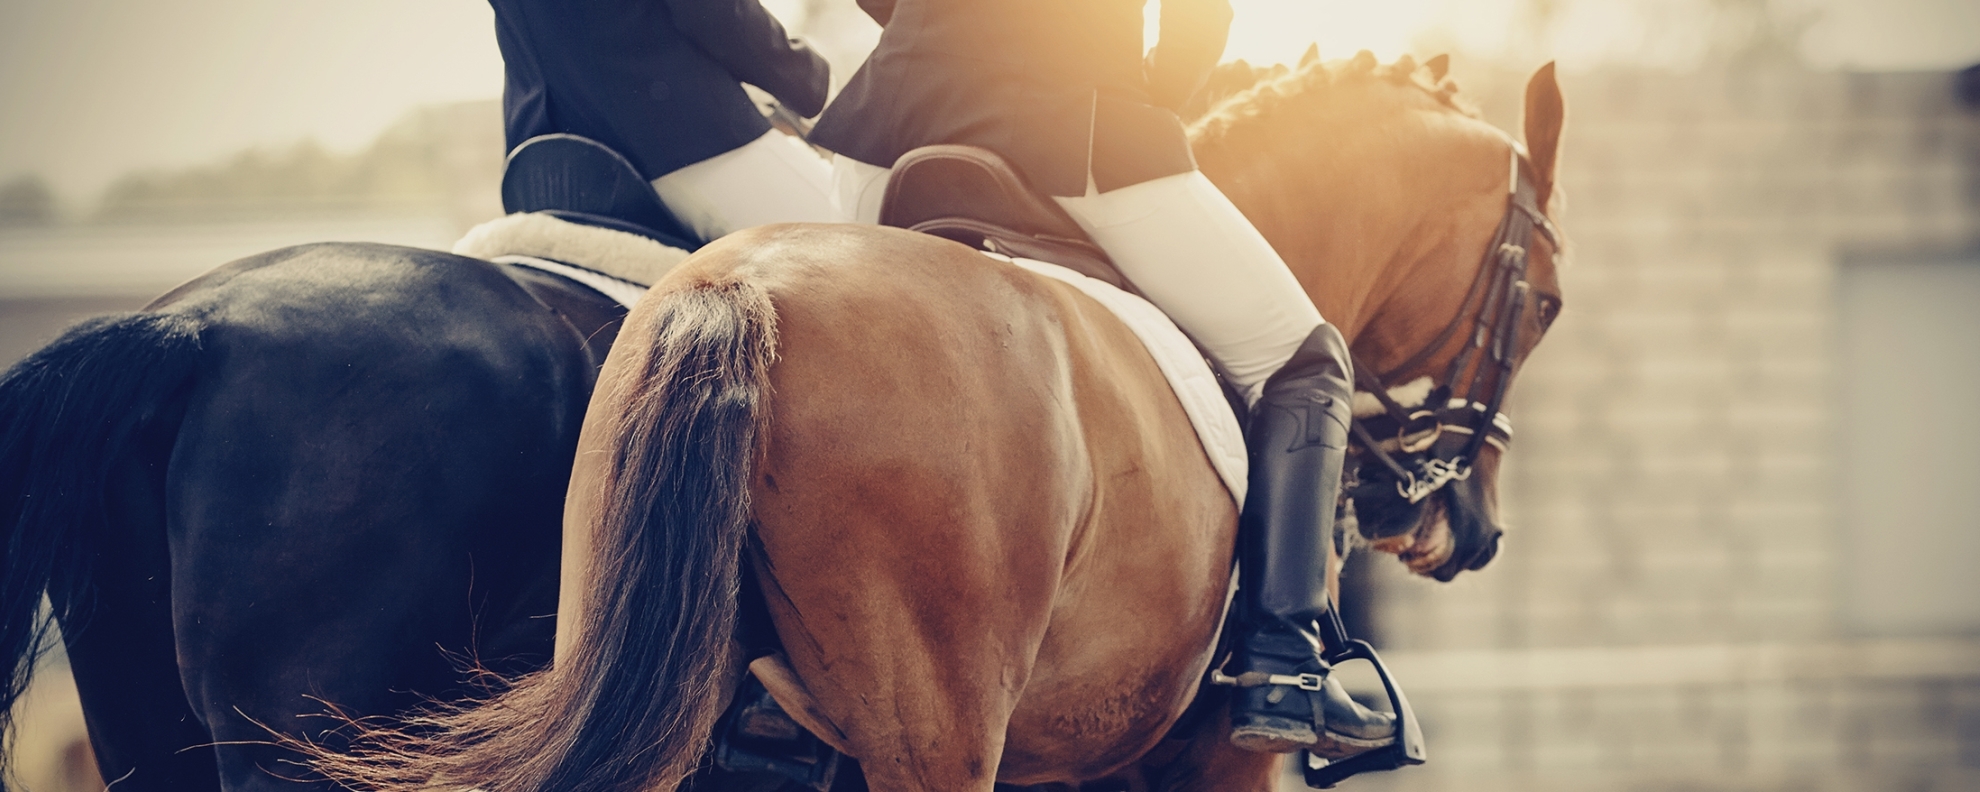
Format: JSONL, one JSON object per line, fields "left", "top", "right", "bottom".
{"left": 1165, "top": 0, "right": 1454, "bottom": 67}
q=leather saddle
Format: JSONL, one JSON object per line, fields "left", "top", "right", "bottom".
{"left": 501, "top": 133, "right": 703, "bottom": 251}
{"left": 878, "top": 145, "right": 1134, "bottom": 295}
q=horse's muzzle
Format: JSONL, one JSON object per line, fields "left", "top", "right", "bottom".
{"left": 1422, "top": 474, "right": 1503, "bottom": 582}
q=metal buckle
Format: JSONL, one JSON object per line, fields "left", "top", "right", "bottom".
{"left": 1395, "top": 457, "right": 1471, "bottom": 503}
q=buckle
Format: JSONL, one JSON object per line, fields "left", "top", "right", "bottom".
{"left": 1205, "top": 670, "right": 1329, "bottom": 691}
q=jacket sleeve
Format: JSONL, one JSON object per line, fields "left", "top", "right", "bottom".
{"left": 664, "top": 0, "right": 833, "bottom": 117}
{"left": 1145, "top": 0, "right": 1233, "bottom": 113}
{"left": 855, "top": 0, "right": 896, "bottom": 26}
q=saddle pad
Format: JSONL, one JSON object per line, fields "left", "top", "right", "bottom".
{"left": 454, "top": 211, "right": 688, "bottom": 292}
{"left": 992, "top": 252, "right": 1248, "bottom": 504}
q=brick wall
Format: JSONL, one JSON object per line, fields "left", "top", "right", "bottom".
{"left": 1341, "top": 67, "right": 1980, "bottom": 791}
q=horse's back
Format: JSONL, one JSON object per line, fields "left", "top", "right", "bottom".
{"left": 79, "top": 242, "right": 594, "bottom": 789}
{"left": 677, "top": 224, "right": 1236, "bottom": 785}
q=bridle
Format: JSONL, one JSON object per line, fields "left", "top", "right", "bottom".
{"left": 1347, "top": 145, "right": 1558, "bottom": 510}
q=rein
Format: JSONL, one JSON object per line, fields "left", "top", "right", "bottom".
{"left": 1347, "top": 145, "right": 1557, "bottom": 507}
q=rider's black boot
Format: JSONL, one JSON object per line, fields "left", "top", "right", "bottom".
{"left": 1227, "top": 323, "right": 1397, "bottom": 756}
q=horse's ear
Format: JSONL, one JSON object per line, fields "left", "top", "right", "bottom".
{"left": 1425, "top": 54, "right": 1450, "bottom": 81}
{"left": 1522, "top": 61, "right": 1565, "bottom": 202}
{"left": 1300, "top": 43, "right": 1320, "bottom": 68}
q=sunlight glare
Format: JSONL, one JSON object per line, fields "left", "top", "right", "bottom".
{"left": 1151, "top": 0, "right": 1454, "bottom": 67}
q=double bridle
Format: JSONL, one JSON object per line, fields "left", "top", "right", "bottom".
{"left": 1347, "top": 145, "right": 1558, "bottom": 509}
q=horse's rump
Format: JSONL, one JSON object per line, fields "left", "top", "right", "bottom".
{"left": 3, "top": 241, "right": 614, "bottom": 788}
{"left": 699, "top": 224, "right": 1237, "bottom": 784}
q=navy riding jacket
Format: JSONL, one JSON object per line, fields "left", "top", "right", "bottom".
{"left": 809, "top": 0, "right": 1232, "bottom": 197}
{"left": 488, "top": 0, "right": 830, "bottom": 180}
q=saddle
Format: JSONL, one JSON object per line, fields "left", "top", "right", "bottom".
{"left": 501, "top": 133, "right": 702, "bottom": 252}
{"left": 878, "top": 145, "right": 1132, "bottom": 295}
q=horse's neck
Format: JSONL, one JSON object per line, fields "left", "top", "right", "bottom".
{"left": 1201, "top": 152, "right": 1410, "bottom": 344}
{"left": 1196, "top": 97, "right": 1506, "bottom": 361}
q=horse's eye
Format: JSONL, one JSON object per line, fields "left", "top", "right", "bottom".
{"left": 1534, "top": 297, "right": 1561, "bottom": 330}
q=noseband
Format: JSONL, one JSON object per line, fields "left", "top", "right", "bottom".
{"left": 1348, "top": 146, "right": 1557, "bottom": 507}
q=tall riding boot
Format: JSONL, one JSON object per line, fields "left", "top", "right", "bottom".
{"left": 1228, "top": 323, "right": 1397, "bottom": 756}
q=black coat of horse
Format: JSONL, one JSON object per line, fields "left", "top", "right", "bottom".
{"left": 1, "top": 243, "right": 621, "bottom": 790}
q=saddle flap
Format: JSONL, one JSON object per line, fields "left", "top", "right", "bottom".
{"left": 879, "top": 145, "right": 1133, "bottom": 293}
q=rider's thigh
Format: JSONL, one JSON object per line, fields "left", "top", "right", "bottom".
{"left": 1055, "top": 170, "right": 1324, "bottom": 401}
{"left": 650, "top": 129, "right": 842, "bottom": 240}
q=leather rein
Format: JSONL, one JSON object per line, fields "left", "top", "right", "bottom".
{"left": 1347, "top": 146, "right": 1558, "bottom": 507}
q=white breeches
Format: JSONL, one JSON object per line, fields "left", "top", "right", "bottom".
{"left": 833, "top": 155, "right": 1324, "bottom": 403}
{"left": 833, "top": 153, "right": 894, "bottom": 226}
{"left": 652, "top": 129, "right": 841, "bottom": 241}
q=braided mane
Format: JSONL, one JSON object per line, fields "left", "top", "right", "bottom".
{"left": 1187, "top": 50, "right": 1478, "bottom": 149}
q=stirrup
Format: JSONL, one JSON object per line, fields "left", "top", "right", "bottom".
{"left": 713, "top": 675, "right": 841, "bottom": 791}
{"left": 1299, "top": 605, "right": 1426, "bottom": 788}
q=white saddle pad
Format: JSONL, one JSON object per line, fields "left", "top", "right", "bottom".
{"left": 453, "top": 211, "right": 680, "bottom": 307}
{"left": 451, "top": 212, "right": 1247, "bottom": 504}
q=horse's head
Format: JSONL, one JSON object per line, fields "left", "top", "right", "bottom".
{"left": 1190, "top": 54, "right": 1567, "bottom": 581}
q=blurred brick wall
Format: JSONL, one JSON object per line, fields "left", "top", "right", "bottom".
{"left": 1346, "top": 67, "right": 1980, "bottom": 792}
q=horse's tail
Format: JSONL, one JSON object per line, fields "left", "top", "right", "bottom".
{"left": 308, "top": 280, "right": 777, "bottom": 792}
{"left": 0, "top": 313, "right": 203, "bottom": 741}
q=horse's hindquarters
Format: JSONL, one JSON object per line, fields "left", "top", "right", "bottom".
{"left": 698, "top": 225, "right": 1237, "bottom": 786}
{"left": 154, "top": 244, "right": 592, "bottom": 788}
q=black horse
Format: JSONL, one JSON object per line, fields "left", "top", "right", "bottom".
{"left": 1, "top": 240, "right": 623, "bottom": 790}
{"left": 2, "top": 132, "right": 865, "bottom": 792}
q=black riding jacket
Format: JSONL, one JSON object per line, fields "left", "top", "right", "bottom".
{"left": 489, "top": 0, "right": 830, "bottom": 180}
{"left": 809, "top": 0, "right": 1232, "bottom": 196}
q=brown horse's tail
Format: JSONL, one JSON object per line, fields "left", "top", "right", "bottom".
{"left": 308, "top": 280, "right": 777, "bottom": 792}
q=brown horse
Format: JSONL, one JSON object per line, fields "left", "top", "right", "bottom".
{"left": 311, "top": 54, "right": 1566, "bottom": 792}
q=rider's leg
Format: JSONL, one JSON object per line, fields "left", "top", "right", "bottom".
{"left": 1223, "top": 326, "right": 1397, "bottom": 756}
{"left": 650, "top": 129, "right": 841, "bottom": 241}
{"left": 1053, "top": 171, "right": 1318, "bottom": 403}
{"left": 1050, "top": 171, "right": 1394, "bottom": 756}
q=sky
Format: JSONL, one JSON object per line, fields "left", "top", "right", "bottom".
{"left": 1, "top": 0, "right": 1975, "bottom": 207}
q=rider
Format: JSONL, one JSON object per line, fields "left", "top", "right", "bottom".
{"left": 486, "top": 0, "right": 839, "bottom": 241}
{"left": 809, "top": 0, "right": 1396, "bottom": 757}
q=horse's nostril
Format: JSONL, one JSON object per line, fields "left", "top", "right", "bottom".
{"left": 1467, "top": 532, "right": 1503, "bottom": 570}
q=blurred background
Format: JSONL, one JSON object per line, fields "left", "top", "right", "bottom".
{"left": 2, "top": 0, "right": 1976, "bottom": 790}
